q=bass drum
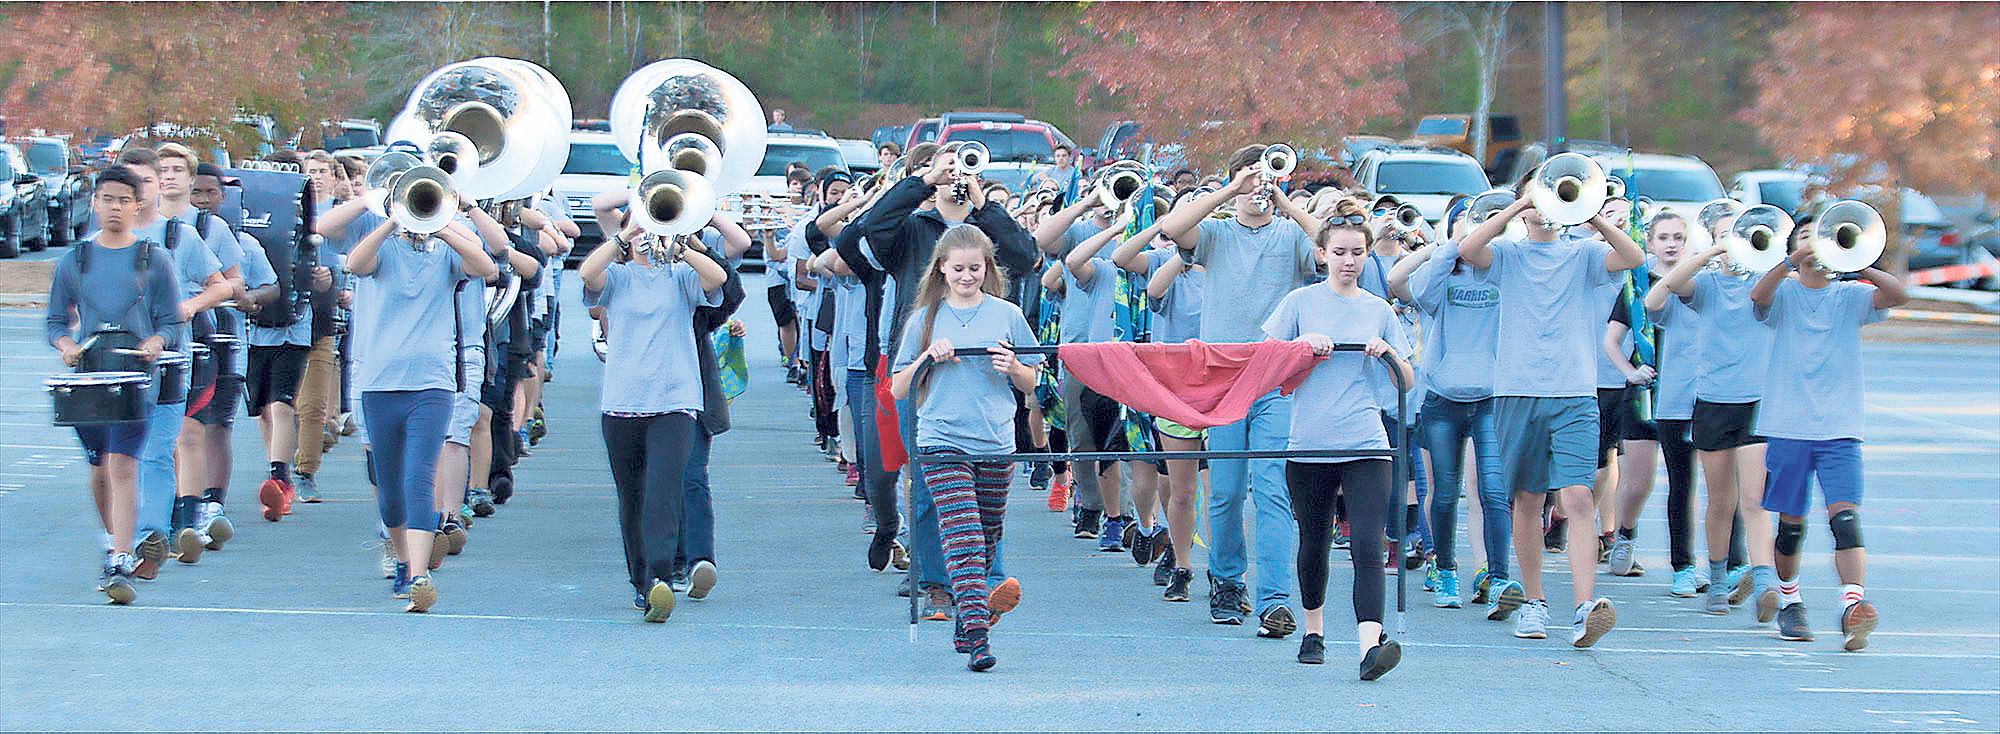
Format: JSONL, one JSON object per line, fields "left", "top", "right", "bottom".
{"left": 48, "top": 371, "right": 152, "bottom": 426}
{"left": 155, "top": 351, "right": 191, "bottom": 404}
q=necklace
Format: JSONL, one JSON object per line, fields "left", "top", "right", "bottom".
{"left": 944, "top": 296, "right": 985, "bottom": 328}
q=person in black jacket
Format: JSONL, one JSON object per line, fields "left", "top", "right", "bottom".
{"left": 837, "top": 142, "right": 1037, "bottom": 620}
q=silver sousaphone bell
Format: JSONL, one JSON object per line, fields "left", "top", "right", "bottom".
{"left": 1094, "top": 159, "right": 1148, "bottom": 211}
{"left": 611, "top": 58, "right": 767, "bottom": 195}
{"left": 1527, "top": 152, "right": 1609, "bottom": 227}
{"left": 1722, "top": 204, "right": 1793, "bottom": 274}
{"left": 387, "top": 58, "right": 569, "bottom": 201}
{"left": 363, "top": 151, "right": 423, "bottom": 217}
{"left": 1810, "top": 199, "right": 1887, "bottom": 274}
{"left": 1691, "top": 198, "right": 1747, "bottom": 254}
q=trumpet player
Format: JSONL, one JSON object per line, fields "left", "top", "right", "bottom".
{"left": 1746, "top": 210, "right": 1906, "bottom": 650}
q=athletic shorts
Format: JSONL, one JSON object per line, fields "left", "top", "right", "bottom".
{"left": 1150, "top": 419, "right": 1208, "bottom": 473}
{"left": 1691, "top": 399, "right": 1764, "bottom": 452}
{"left": 1597, "top": 387, "right": 1629, "bottom": 465}
{"left": 77, "top": 422, "right": 148, "bottom": 466}
{"left": 245, "top": 344, "right": 310, "bottom": 416}
{"left": 1761, "top": 437, "right": 1863, "bottom": 517}
{"left": 195, "top": 376, "right": 242, "bottom": 427}
{"left": 448, "top": 347, "right": 485, "bottom": 445}
{"left": 767, "top": 284, "right": 797, "bottom": 328}
{"left": 1493, "top": 395, "right": 1598, "bottom": 494}
{"left": 1619, "top": 389, "right": 1658, "bottom": 442}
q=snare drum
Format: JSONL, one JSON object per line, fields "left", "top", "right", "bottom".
{"left": 155, "top": 351, "right": 191, "bottom": 404}
{"left": 205, "top": 333, "right": 242, "bottom": 378}
{"left": 189, "top": 342, "right": 217, "bottom": 390}
{"left": 48, "top": 371, "right": 152, "bottom": 426}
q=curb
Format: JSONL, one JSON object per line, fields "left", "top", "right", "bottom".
{"left": 1888, "top": 309, "right": 2000, "bottom": 325}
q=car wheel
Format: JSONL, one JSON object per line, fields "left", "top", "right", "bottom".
{"left": 0, "top": 211, "right": 20, "bottom": 259}
{"left": 48, "top": 207, "right": 69, "bottom": 247}
{"left": 26, "top": 214, "right": 47, "bottom": 252}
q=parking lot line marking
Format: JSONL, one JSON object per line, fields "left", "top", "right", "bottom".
{"left": 1865, "top": 404, "right": 2000, "bottom": 441}
{"left": 1613, "top": 626, "right": 2000, "bottom": 639}
{"left": 1802, "top": 688, "right": 2000, "bottom": 696}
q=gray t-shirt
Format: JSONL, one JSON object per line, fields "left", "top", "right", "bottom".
{"left": 43, "top": 241, "right": 183, "bottom": 349}
{"left": 353, "top": 239, "right": 467, "bottom": 392}
{"left": 1058, "top": 256, "right": 1118, "bottom": 344}
{"left": 1683, "top": 268, "right": 1771, "bottom": 403}
{"left": 1753, "top": 279, "right": 1884, "bottom": 440}
{"left": 1596, "top": 277, "right": 1633, "bottom": 390}
{"left": 1261, "top": 284, "right": 1411, "bottom": 462}
{"left": 1193, "top": 217, "right": 1316, "bottom": 343}
{"left": 1647, "top": 290, "right": 1704, "bottom": 421}
{"left": 893, "top": 296, "right": 1044, "bottom": 455}
{"left": 1143, "top": 248, "right": 1205, "bottom": 344}
{"left": 1408, "top": 242, "right": 1500, "bottom": 402}
{"left": 1057, "top": 219, "right": 1106, "bottom": 257}
{"left": 1481, "top": 237, "right": 1616, "bottom": 398}
{"left": 585, "top": 260, "right": 722, "bottom": 414}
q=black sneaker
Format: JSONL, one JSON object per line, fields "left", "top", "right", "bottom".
{"left": 1152, "top": 544, "right": 1177, "bottom": 586}
{"left": 1297, "top": 633, "right": 1325, "bottom": 664}
{"left": 1360, "top": 635, "right": 1402, "bottom": 681}
{"left": 867, "top": 534, "right": 894, "bottom": 572}
{"left": 1544, "top": 515, "right": 1568, "bottom": 553}
{"left": 1129, "top": 525, "right": 1152, "bottom": 567}
{"left": 1029, "top": 462, "right": 1050, "bottom": 490}
{"left": 1258, "top": 605, "right": 1297, "bottom": 639}
{"left": 490, "top": 476, "right": 514, "bottom": 505}
{"left": 1777, "top": 602, "right": 1814, "bottom": 641}
{"left": 1164, "top": 569, "right": 1192, "bottom": 602}
{"left": 1073, "top": 508, "right": 1101, "bottom": 539}
{"left": 1207, "top": 574, "right": 1243, "bottom": 625}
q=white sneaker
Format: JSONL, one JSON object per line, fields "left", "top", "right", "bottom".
{"left": 688, "top": 560, "right": 718, "bottom": 600}
{"left": 1572, "top": 598, "right": 1617, "bottom": 648}
{"left": 1514, "top": 600, "right": 1550, "bottom": 639}
{"left": 376, "top": 537, "right": 397, "bottom": 579}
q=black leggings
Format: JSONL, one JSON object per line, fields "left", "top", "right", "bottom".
{"left": 1287, "top": 459, "right": 1391, "bottom": 623}
{"left": 1658, "top": 420, "right": 1746, "bottom": 570}
{"left": 602, "top": 412, "right": 696, "bottom": 591}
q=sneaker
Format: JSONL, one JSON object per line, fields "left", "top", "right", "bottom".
{"left": 1029, "top": 462, "right": 1051, "bottom": 490}
{"left": 1099, "top": 516, "right": 1127, "bottom": 553}
{"left": 1423, "top": 558, "right": 1439, "bottom": 592}
{"left": 456, "top": 504, "right": 476, "bottom": 529}
{"left": 844, "top": 464, "right": 859, "bottom": 487}
{"left": 1607, "top": 537, "right": 1637, "bottom": 577}
{"left": 1296, "top": 633, "right": 1325, "bottom": 665}
{"left": 515, "top": 429, "right": 532, "bottom": 457}
{"left": 528, "top": 413, "right": 547, "bottom": 445}
{"left": 1073, "top": 508, "right": 1101, "bottom": 539}
{"left": 1360, "top": 635, "right": 1402, "bottom": 681}
{"left": 1487, "top": 578, "right": 1525, "bottom": 621}
{"left": 667, "top": 569, "right": 692, "bottom": 594}
{"left": 1433, "top": 568, "right": 1462, "bottom": 609}
{"left": 1332, "top": 519, "right": 1350, "bottom": 549}
{"left": 1404, "top": 539, "right": 1427, "bottom": 571}
{"left": 1726, "top": 565, "right": 1753, "bottom": 605}
{"left": 1544, "top": 515, "right": 1567, "bottom": 553}
{"left": 173, "top": 527, "right": 205, "bottom": 564}
{"left": 392, "top": 563, "right": 412, "bottom": 599}
{"left": 442, "top": 523, "right": 468, "bottom": 556}
{"left": 1470, "top": 565, "right": 1491, "bottom": 605}
{"left": 990, "top": 577, "right": 1021, "bottom": 614}
{"left": 468, "top": 488, "right": 496, "bottom": 518}
{"left": 1777, "top": 602, "right": 1814, "bottom": 641}
{"left": 198, "top": 502, "right": 232, "bottom": 550}
{"left": 406, "top": 575, "right": 436, "bottom": 613}
{"left": 1704, "top": 586, "right": 1730, "bottom": 615}
{"left": 1755, "top": 587, "right": 1781, "bottom": 624}
{"left": 99, "top": 557, "right": 136, "bottom": 605}
{"left": 1669, "top": 566, "right": 1700, "bottom": 598}
{"left": 923, "top": 588, "right": 953, "bottom": 622}
{"left": 426, "top": 531, "right": 449, "bottom": 571}
{"left": 1513, "top": 599, "right": 1550, "bottom": 639}
{"left": 490, "top": 476, "right": 513, "bottom": 505}
{"left": 1597, "top": 533, "right": 1614, "bottom": 563}
{"left": 1571, "top": 598, "right": 1616, "bottom": 648}
{"left": 258, "top": 478, "right": 290, "bottom": 522}
{"left": 688, "top": 560, "right": 718, "bottom": 600}
{"left": 1125, "top": 523, "right": 1147, "bottom": 564}
{"left": 890, "top": 541, "right": 910, "bottom": 572}
{"left": 1153, "top": 544, "right": 1177, "bottom": 586}
{"left": 1208, "top": 574, "right": 1244, "bottom": 625}
{"left": 1164, "top": 569, "right": 1192, "bottom": 602}
{"left": 643, "top": 579, "right": 675, "bottom": 623}
{"left": 1147, "top": 527, "right": 1170, "bottom": 565}
{"left": 294, "top": 473, "right": 321, "bottom": 503}
{"left": 964, "top": 630, "right": 996, "bottom": 672}
{"left": 133, "top": 532, "right": 166, "bottom": 580}
{"left": 1840, "top": 600, "right": 1876, "bottom": 651}
{"left": 867, "top": 534, "right": 894, "bottom": 571}
{"left": 339, "top": 412, "right": 357, "bottom": 436}
{"left": 377, "top": 538, "right": 397, "bottom": 579}
{"left": 862, "top": 504, "right": 878, "bottom": 535}
{"left": 1045, "top": 481, "right": 1069, "bottom": 512}
{"left": 634, "top": 590, "right": 648, "bottom": 611}
{"left": 1257, "top": 605, "right": 1296, "bottom": 639}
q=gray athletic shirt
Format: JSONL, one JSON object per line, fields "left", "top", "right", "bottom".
{"left": 1142, "top": 248, "right": 1205, "bottom": 344}
{"left": 1480, "top": 237, "right": 1616, "bottom": 398}
{"left": 352, "top": 238, "right": 466, "bottom": 392}
{"left": 585, "top": 260, "right": 722, "bottom": 414}
{"left": 1645, "top": 290, "right": 1703, "bottom": 421}
{"left": 1261, "top": 284, "right": 1411, "bottom": 462}
{"left": 1752, "top": 279, "right": 1884, "bottom": 440}
{"left": 1192, "top": 217, "right": 1316, "bottom": 343}
{"left": 1683, "top": 268, "right": 1771, "bottom": 403}
{"left": 43, "top": 241, "right": 183, "bottom": 349}
{"left": 893, "top": 296, "right": 1044, "bottom": 456}
{"left": 1407, "top": 242, "right": 1500, "bottom": 401}
{"left": 1058, "top": 256, "right": 1118, "bottom": 344}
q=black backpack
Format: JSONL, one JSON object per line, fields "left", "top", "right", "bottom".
{"left": 223, "top": 165, "right": 314, "bottom": 329}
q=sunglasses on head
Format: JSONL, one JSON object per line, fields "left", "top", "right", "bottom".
{"left": 1331, "top": 214, "right": 1367, "bottom": 225}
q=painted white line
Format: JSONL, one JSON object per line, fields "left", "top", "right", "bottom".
{"left": 1803, "top": 688, "right": 2000, "bottom": 696}
{"left": 0, "top": 443, "right": 83, "bottom": 451}
{"left": 1865, "top": 402, "right": 2000, "bottom": 441}
{"left": 1864, "top": 710, "right": 1965, "bottom": 715}
{"left": 1614, "top": 626, "right": 2000, "bottom": 640}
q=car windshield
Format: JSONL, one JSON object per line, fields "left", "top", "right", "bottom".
{"left": 940, "top": 129, "right": 1053, "bottom": 164}
{"left": 756, "top": 144, "right": 848, "bottom": 177}
{"left": 25, "top": 142, "right": 64, "bottom": 174}
{"left": 1756, "top": 180, "right": 1806, "bottom": 214}
{"left": 321, "top": 126, "right": 378, "bottom": 150}
{"left": 563, "top": 142, "right": 630, "bottom": 176}
{"left": 1622, "top": 167, "right": 1724, "bottom": 202}
{"left": 1416, "top": 118, "right": 1467, "bottom": 136}
{"left": 1376, "top": 161, "right": 1489, "bottom": 196}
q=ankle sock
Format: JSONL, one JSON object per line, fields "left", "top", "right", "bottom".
{"left": 270, "top": 461, "right": 289, "bottom": 480}
{"left": 1618, "top": 526, "right": 1637, "bottom": 541}
{"left": 1840, "top": 584, "right": 1864, "bottom": 612}
{"left": 170, "top": 496, "right": 197, "bottom": 532}
{"left": 202, "top": 487, "right": 225, "bottom": 505}
{"left": 1708, "top": 559, "right": 1729, "bottom": 588}
{"left": 1751, "top": 564, "right": 1778, "bottom": 593}
{"left": 1777, "top": 576, "right": 1803, "bottom": 605}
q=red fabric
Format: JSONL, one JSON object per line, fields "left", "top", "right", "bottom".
{"left": 1055, "top": 340, "right": 1322, "bottom": 430}
{"left": 874, "top": 353, "right": 908, "bottom": 471}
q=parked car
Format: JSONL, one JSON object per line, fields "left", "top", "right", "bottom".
{"left": 836, "top": 138, "right": 881, "bottom": 175}
{"left": 1899, "top": 189, "right": 1994, "bottom": 288}
{"left": 21, "top": 136, "right": 89, "bottom": 247}
{"left": 0, "top": 142, "right": 51, "bottom": 257}
{"left": 1579, "top": 150, "right": 1726, "bottom": 236}
{"left": 1086, "top": 121, "right": 1188, "bottom": 172}
{"left": 870, "top": 124, "right": 910, "bottom": 150}
{"left": 1727, "top": 169, "right": 1815, "bottom": 216}
{"left": 319, "top": 119, "right": 382, "bottom": 153}
{"left": 1408, "top": 113, "right": 1524, "bottom": 182}
{"left": 550, "top": 130, "right": 630, "bottom": 256}
{"left": 902, "top": 117, "right": 943, "bottom": 152}
{"left": 934, "top": 120, "right": 1078, "bottom": 195}
{"left": 1351, "top": 146, "right": 1491, "bottom": 224}
{"left": 1936, "top": 194, "right": 1999, "bottom": 259}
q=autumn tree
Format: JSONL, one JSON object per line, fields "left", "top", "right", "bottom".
{"left": 1401, "top": 2, "right": 1518, "bottom": 165}
{"left": 0, "top": 2, "right": 360, "bottom": 155}
{"left": 1745, "top": 3, "right": 2000, "bottom": 268}
{"left": 1061, "top": 2, "right": 1410, "bottom": 164}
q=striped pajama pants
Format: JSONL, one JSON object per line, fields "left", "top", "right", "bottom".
{"left": 919, "top": 448, "right": 1011, "bottom": 635}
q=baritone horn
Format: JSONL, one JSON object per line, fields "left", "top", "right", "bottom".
{"left": 1691, "top": 198, "right": 1746, "bottom": 254}
{"left": 1723, "top": 204, "right": 1793, "bottom": 274}
{"left": 1810, "top": 199, "right": 1887, "bottom": 274}
{"left": 363, "top": 151, "right": 423, "bottom": 217}
{"left": 1467, "top": 188, "right": 1528, "bottom": 241}
{"left": 1527, "top": 152, "right": 1608, "bottom": 227}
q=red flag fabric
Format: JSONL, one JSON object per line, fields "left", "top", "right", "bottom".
{"left": 1055, "top": 340, "right": 1322, "bottom": 430}
{"left": 874, "top": 353, "right": 908, "bottom": 471}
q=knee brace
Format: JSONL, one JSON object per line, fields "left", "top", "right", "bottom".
{"left": 1828, "top": 509, "right": 1863, "bottom": 550}
{"left": 1774, "top": 521, "right": 1806, "bottom": 556}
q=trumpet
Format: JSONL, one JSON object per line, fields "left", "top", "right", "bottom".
{"left": 943, "top": 141, "right": 989, "bottom": 205}
{"left": 1252, "top": 143, "right": 1297, "bottom": 214}
{"left": 1526, "top": 152, "right": 1609, "bottom": 227}
{"left": 1809, "top": 199, "right": 1887, "bottom": 274}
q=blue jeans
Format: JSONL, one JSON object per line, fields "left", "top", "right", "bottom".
{"left": 362, "top": 390, "right": 451, "bottom": 532}
{"left": 898, "top": 395, "right": 1005, "bottom": 590}
{"left": 135, "top": 400, "right": 185, "bottom": 542}
{"left": 1420, "top": 393, "right": 1510, "bottom": 578}
{"left": 675, "top": 426, "right": 715, "bottom": 568}
{"left": 848, "top": 369, "right": 900, "bottom": 540}
{"left": 1380, "top": 410, "right": 1433, "bottom": 549}
{"left": 1205, "top": 390, "right": 1295, "bottom": 613}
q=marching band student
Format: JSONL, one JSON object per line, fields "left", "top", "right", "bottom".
{"left": 888, "top": 225, "right": 1042, "bottom": 672}
{"left": 1155, "top": 145, "right": 1320, "bottom": 637}
{"left": 47, "top": 166, "right": 184, "bottom": 603}
{"left": 429, "top": 204, "right": 528, "bottom": 569}
{"left": 1749, "top": 218, "right": 1906, "bottom": 649}
{"left": 1121, "top": 196, "right": 1208, "bottom": 598}
{"left": 1041, "top": 211, "right": 1139, "bottom": 550}
{"left": 185, "top": 163, "right": 268, "bottom": 551}
{"left": 1359, "top": 216, "right": 1431, "bottom": 573}
{"left": 578, "top": 216, "right": 726, "bottom": 622}
{"left": 1453, "top": 183, "right": 1644, "bottom": 648}
{"left": 1032, "top": 184, "right": 1121, "bottom": 539}
{"left": 1262, "top": 222, "right": 1412, "bottom": 676}
{"left": 292, "top": 151, "right": 348, "bottom": 504}
{"left": 1387, "top": 200, "right": 1521, "bottom": 616}
{"left": 346, "top": 215, "right": 500, "bottom": 613}
{"left": 877, "top": 142, "right": 901, "bottom": 172}
{"left": 1588, "top": 197, "right": 1637, "bottom": 564}
{"left": 1652, "top": 222, "right": 1781, "bottom": 620}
